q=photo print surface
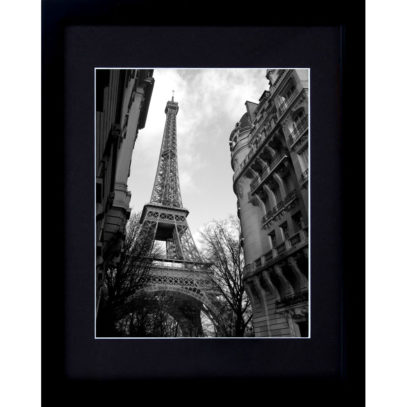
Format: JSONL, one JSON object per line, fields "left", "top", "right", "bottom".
{"left": 95, "top": 68, "right": 310, "bottom": 338}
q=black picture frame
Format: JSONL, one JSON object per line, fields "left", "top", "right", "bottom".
{"left": 42, "top": 0, "right": 365, "bottom": 405}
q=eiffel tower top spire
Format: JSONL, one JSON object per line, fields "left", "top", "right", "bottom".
{"left": 150, "top": 96, "right": 183, "bottom": 208}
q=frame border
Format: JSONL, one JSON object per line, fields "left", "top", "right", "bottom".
{"left": 42, "top": 0, "right": 365, "bottom": 405}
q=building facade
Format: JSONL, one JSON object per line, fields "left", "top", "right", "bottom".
{"left": 96, "top": 69, "right": 154, "bottom": 312}
{"left": 229, "top": 69, "right": 309, "bottom": 337}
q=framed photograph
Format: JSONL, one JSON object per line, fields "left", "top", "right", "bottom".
{"left": 43, "top": 0, "right": 364, "bottom": 405}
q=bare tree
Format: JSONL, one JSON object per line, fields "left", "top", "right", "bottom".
{"left": 116, "top": 292, "right": 182, "bottom": 337}
{"left": 200, "top": 216, "right": 253, "bottom": 337}
{"left": 96, "top": 213, "right": 162, "bottom": 336}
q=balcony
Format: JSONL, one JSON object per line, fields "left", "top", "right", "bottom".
{"left": 276, "top": 290, "right": 308, "bottom": 308}
{"left": 243, "top": 263, "right": 255, "bottom": 274}
{"left": 262, "top": 190, "right": 298, "bottom": 224}
{"left": 277, "top": 89, "right": 300, "bottom": 117}
{"left": 288, "top": 229, "right": 308, "bottom": 248}
{"left": 249, "top": 152, "right": 287, "bottom": 194}
{"left": 250, "top": 177, "right": 260, "bottom": 191}
{"left": 264, "top": 249, "right": 276, "bottom": 263}
{"left": 276, "top": 242, "right": 287, "bottom": 256}
{"left": 284, "top": 189, "right": 297, "bottom": 204}
{"left": 301, "top": 168, "right": 309, "bottom": 184}
{"left": 255, "top": 257, "right": 262, "bottom": 268}
{"left": 288, "top": 116, "right": 308, "bottom": 147}
{"left": 243, "top": 227, "right": 308, "bottom": 276}
{"left": 289, "top": 232, "right": 301, "bottom": 246}
{"left": 263, "top": 201, "right": 285, "bottom": 223}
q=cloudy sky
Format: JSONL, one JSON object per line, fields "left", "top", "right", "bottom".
{"left": 127, "top": 68, "right": 269, "bottom": 248}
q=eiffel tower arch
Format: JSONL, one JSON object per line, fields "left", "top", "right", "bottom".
{"left": 130, "top": 95, "right": 223, "bottom": 336}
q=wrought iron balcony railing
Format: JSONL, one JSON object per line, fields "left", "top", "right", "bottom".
{"left": 284, "top": 189, "right": 297, "bottom": 203}
{"left": 262, "top": 190, "right": 298, "bottom": 224}
{"left": 243, "top": 229, "right": 308, "bottom": 277}
{"left": 249, "top": 152, "right": 287, "bottom": 194}
{"left": 243, "top": 227, "right": 308, "bottom": 275}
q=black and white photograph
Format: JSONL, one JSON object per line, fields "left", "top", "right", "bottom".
{"left": 95, "top": 68, "right": 310, "bottom": 338}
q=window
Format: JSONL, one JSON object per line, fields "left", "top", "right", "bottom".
{"left": 292, "top": 211, "right": 304, "bottom": 231}
{"left": 269, "top": 230, "right": 277, "bottom": 248}
{"left": 280, "top": 222, "right": 289, "bottom": 241}
{"left": 299, "top": 148, "right": 309, "bottom": 169}
{"left": 285, "top": 84, "right": 296, "bottom": 99}
{"left": 96, "top": 178, "right": 103, "bottom": 204}
{"left": 293, "top": 109, "right": 305, "bottom": 129}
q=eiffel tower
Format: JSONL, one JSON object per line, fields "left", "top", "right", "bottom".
{"left": 134, "top": 94, "right": 221, "bottom": 336}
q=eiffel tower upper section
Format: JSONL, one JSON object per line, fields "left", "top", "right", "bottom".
{"left": 138, "top": 95, "right": 205, "bottom": 264}
{"left": 150, "top": 95, "right": 183, "bottom": 208}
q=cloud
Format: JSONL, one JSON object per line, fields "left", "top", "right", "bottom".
{"left": 179, "top": 171, "right": 196, "bottom": 195}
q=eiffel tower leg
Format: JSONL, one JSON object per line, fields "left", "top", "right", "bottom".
{"left": 178, "top": 225, "right": 202, "bottom": 262}
{"left": 137, "top": 219, "right": 158, "bottom": 256}
{"left": 174, "top": 224, "right": 185, "bottom": 259}
{"left": 165, "top": 224, "right": 184, "bottom": 260}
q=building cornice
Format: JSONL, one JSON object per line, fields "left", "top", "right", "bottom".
{"left": 138, "top": 75, "right": 155, "bottom": 129}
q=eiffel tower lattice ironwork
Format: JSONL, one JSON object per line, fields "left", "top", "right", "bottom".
{"left": 134, "top": 95, "right": 221, "bottom": 336}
